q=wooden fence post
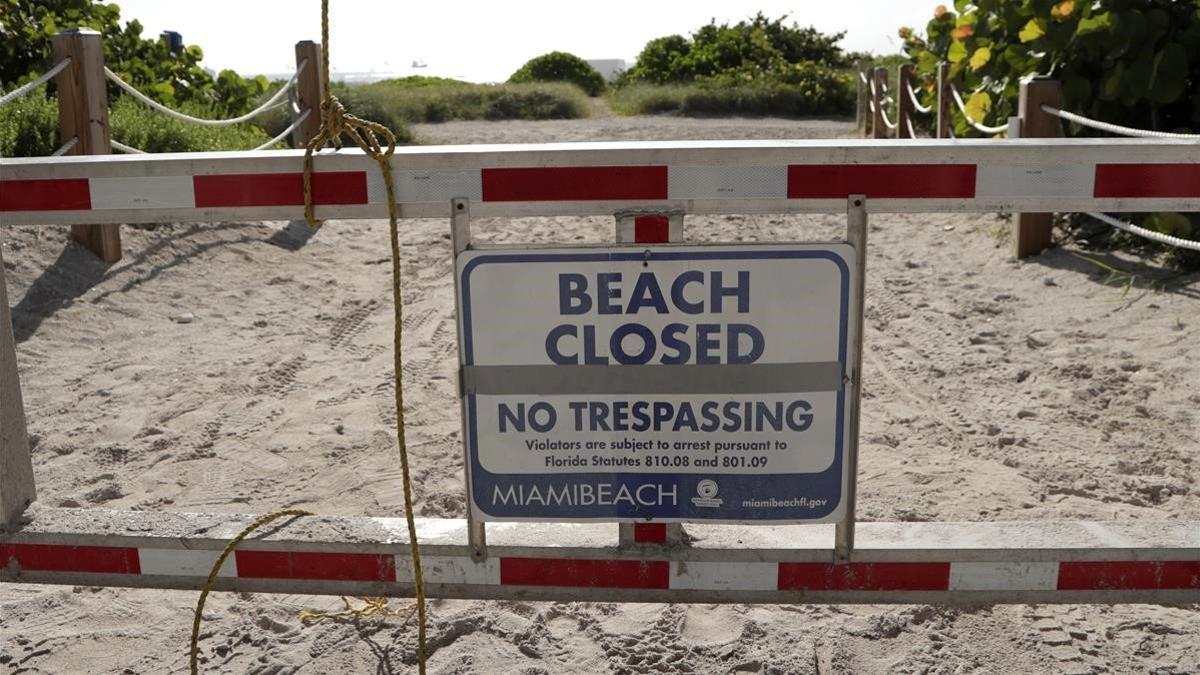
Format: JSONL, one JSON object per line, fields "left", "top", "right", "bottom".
{"left": 872, "top": 67, "right": 888, "bottom": 139}
{"left": 0, "top": 247, "right": 35, "bottom": 525}
{"left": 293, "top": 40, "right": 325, "bottom": 147}
{"left": 898, "top": 64, "right": 915, "bottom": 139}
{"left": 857, "top": 60, "right": 870, "bottom": 137}
{"left": 51, "top": 28, "right": 120, "bottom": 263}
{"left": 1013, "top": 78, "right": 1063, "bottom": 258}
{"left": 936, "top": 62, "right": 952, "bottom": 139}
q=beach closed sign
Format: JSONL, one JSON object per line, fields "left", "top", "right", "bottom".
{"left": 456, "top": 245, "right": 855, "bottom": 523}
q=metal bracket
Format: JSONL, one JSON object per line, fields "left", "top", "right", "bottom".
{"left": 834, "top": 195, "right": 868, "bottom": 564}
{"left": 450, "top": 197, "right": 486, "bottom": 561}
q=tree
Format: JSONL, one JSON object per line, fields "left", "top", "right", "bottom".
{"left": 1, "top": 0, "right": 269, "bottom": 114}
{"left": 508, "top": 52, "right": 606, "bottom": 97}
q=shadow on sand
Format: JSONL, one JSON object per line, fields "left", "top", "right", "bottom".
{"left": 10, "top": 221, "right": 317, "bottom": 343}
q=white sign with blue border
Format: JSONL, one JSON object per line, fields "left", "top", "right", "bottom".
{"left": 456, "top": 244, "right": 855, "bottom": 523}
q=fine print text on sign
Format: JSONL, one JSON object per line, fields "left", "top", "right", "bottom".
{"left": 456, "top": 245, "right": 855, "bottom": 523}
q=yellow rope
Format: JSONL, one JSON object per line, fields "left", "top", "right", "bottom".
{"left": 190, "top": 1, "right": 428, "bottom": 673}
{"left": 301, "top": 0, "right": 428, "bottom": 671}
{"left": 189, "top": 509, "right": 313, "bottom": 675}
{"left": 299, "top": 596, "right": 417, "bottom": 625}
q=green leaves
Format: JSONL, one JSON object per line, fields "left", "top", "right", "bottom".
{"left": 901, "top": 0, "right": 1199, "bottom": 139}
{"left": 964, "top": 91, "right": 992, "bottom": 125}
{"left": 1149, "top": 42, "right": 1188, "bottom": 104}
{"left": 1075, "top": 12, "right": 1113, "bottom": 36}
{"left": 970, "top": 47, "right": 992, "bottom": 70}
{"left": 1019, "top": 19, "right": 1045, "bottom": 43}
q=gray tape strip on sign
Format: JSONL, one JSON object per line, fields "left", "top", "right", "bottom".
{"left": 462, "top": 362, "right": 843, "bottom": 396}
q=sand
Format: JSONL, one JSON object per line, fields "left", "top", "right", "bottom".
{"left": 0, "top": 114, "right": 1197, "bottom": 673}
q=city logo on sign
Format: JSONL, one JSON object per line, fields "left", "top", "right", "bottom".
{"left": 691, "top": 479, "right": 723, "bottom": 508}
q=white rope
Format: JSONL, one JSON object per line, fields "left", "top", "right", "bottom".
{"left": 0, "top": 58, "right": 71, "bottom": 108}
{"left": 253, "top": 108, "right": 310, "bottom": 150}
{"left": 906, "top": 84, "right": 932, "bottom": 114}
{"left": 110, "top": 139, "right": 146, "bottom": 154}
{"left": 879, "top": 106, "right": 898, "bottom": 130}
{"left": 50, "top": 136, "right": 78, "bottom": 156}
{"left": 858, "top": 71, "right": 868, "bottom": 85}
{"left": 906, "top": 116, "right": 918, "bottom": 138}
{"left": 1041, "top": 105, "right": 1200, "bottom": 139}
{"left": 949, "top": 84, "right": 1008, "bottom": 134}
{"left": 868, "top": 100, "right": 876, "bottom": 113}
{"left": 105, "top": 59, "right": 306, "bottom": 127}
{"left": 1087, "top": 212, "right": 1200, "bottom": 252}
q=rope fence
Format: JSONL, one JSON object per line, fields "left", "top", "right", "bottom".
{"left": 253, "top": 108, "right": 310, "bottom": 151}
{"left": 104, "top": 60, "right": 305, "bottom": 128}
{"left": 0, "top": 58, "right": 71, "bottom": 108}
{"left": 906, "top": 84, "right": 932, "bottom": 114}
{"left": 110, "top": 139, "right": 146, "bottom": 154}
{"left": 857, "top": 61, "right": 1199, "bottom": 256}
{"left": 50, "top": 136, "right": 78, "bottom": 157}
{"left": 1087, "top": 212, "right": 1200, "bottom": 253}
{"left": 879, "top": 106, "right": 898, "bottom": 131}
{"left": 948, "top": 84, "right": 1008, "bottom": 135}
{"left": 1041, "top": 105, "right": 1200, "bottom": 140}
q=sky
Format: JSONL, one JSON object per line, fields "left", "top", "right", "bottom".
{"left": 113, "top": 0, "right": 938, "bottom": 82}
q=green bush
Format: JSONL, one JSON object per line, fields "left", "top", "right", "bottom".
{"left": 898, "top": 0, "right": 1200, "bottom": 266}
{"left": 2, "top": 0, "right": 273, "bottom": 115}
{"left": 0, "top": 92, "right": 279, "bottom": 157}
{"left": 613, "top": 14, "right": 855, "bottom": 117}
{"left": 899, "top": 0, "right": 1199, "bottom": 136}
{"left": 0, "top": 91, "right": 58, "bottom": 157}
{"left": 623, "top": 13, "right": 850, "bottom": 85}
{"left": 508, "top": 52, "right": 606, "bottom": 96}
{"left": 372, "top": 75, "right": 469, "bottom": 88}
{"left": 108, "top": 96, "right": 277, "bottom": 152}
{"left": 334, "top": 80, "right": 589, "bottom": 131}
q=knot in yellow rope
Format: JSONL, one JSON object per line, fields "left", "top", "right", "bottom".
{"left": 302, "top": 92, "right": 397, "bottom": 226}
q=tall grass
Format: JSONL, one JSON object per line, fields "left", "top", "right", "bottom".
{"left": 333, "top": 80, "right": 590, "bottom": 135}
{"left": 608, "top": 82, "right": 855, "bottom": 118}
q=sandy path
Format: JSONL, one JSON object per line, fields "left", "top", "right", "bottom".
{"left": 0, "top": 115, "right": 1197, "bottom": 673}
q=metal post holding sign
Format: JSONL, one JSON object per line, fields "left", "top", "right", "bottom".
{"left": 450, "top": 197, "right": 488, "bottom": 561}
{"left": 835, "top": 195, "right": 868, "bottom": 563}
{"left": 616, "top": 210, "right": 685, "bottom": 548}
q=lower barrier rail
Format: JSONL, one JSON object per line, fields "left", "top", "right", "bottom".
{"left": 2, "top": 507, "right": 1196, "bottom": 604}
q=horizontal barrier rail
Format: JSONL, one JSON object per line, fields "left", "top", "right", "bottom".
{"left": 1, "top": 507, "right": 1195, "bottom": 604}
{"left": 2, "top": 139, "right": 1199, "bottom": 224}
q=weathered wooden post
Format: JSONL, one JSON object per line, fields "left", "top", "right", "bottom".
{"left": 1013, "top": 78, "right": 1063, "bottom": 258}
{"left": 0, "top": 248, "right": 35, "bottom": 525}
{"left": 936, "top": 62, "right": 952, "bottom": 139}
{"left": 293, "top": 40, "right": 325, "bottom": 147}
{"left": 51, "top": 28, "right": 120, "bottom": 263}
{"left": 856, "top": 60, "right": 870, "bottom": 137}
{"left": 898, "top": 64, "right": 916, "bottom": 139}
{"left": 872, "top": 67, "right": 888, "bottom": 140}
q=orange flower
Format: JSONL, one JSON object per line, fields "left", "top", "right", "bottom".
{"left": 951, "top": 24, "right": 974, "bottom": 40}
{"left": 1051, "top": 0, "right": 1075, "bottom": 18}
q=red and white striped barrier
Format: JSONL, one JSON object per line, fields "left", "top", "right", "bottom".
{"left": 2, "top": 139, "right": 1199, "bottom": 224}
{"left": 2, "top": 508, "right": 1196, "bottom": 603}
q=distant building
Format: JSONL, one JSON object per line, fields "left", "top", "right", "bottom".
{"left": 587, "top": 59, "right": 625, "bottom": 82}
{"left": 161, "top": 31, "right": 183, "bottom": 54}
